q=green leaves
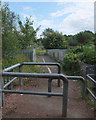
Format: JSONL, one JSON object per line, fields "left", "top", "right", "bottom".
{"left": 42, "top": 29, "right": 68, "bottom": 49}
{"left": 2, "top": 3, "right": 19, "bottom": 58}
{"left": 63, "top": 52, "right": 80, "bottom": 75}
{"left": 76, "top": 31, "right": 94, "bottom": 45}
{"left": 2, "top": 2, "right": 38, "bottom": 66}
{"left": 78, "top": 44, "right": 96, "bottom": 64}
{"left": 18, "top": 17, "right": 36, "bottom": 49}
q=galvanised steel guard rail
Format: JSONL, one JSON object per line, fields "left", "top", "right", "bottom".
{"left": 86, "top": 74, "right": 96, "bottom": 116}
{"left": 48, "top": 76, "right": 86, "bottom": 98}
{"left": 86, "top": 74, "right": 96, "bottom": 100}
{"left": 2, "top": 72, "right": 68, "bottom": 117}
{"left": 3, "top": 62, "right": 61, "bottom": 87}
{"left": 22, "top": 62, "right": 61, "bottom": 87}
{"left": 2, "top": 62, "right": 86, "bottom": 117}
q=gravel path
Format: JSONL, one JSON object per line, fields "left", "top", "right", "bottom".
{"left": 2, "top": 54, "right": 95, "bottom": 118}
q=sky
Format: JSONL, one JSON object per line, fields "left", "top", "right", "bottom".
{"left": 2, "top": 0, "right": 96, "bottom": 38}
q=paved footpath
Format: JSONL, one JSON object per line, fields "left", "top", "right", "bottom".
{"left": 2, "top": 55, "right": 95, "bottom": 118}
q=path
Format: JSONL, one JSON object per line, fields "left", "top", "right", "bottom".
{"left": 2, "top": 54, "right": 94, "bottom": 118}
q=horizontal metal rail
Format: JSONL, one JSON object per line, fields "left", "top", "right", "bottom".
{"left": 3, "top": 62, "right": 61, "bottom": 88}
{"left": 2, "top": 72, "right": 64, "bottom": 79}
{"left": 87, "top": 88, "right": 96, "bottom": 100}
{"left": 86, "top": 74, "right": 96, "bottom": 84}
{"left": 65, "top": 76, "right": 86, "bottom": 98}
{"left": 22, "top": 62, "right": 61, "bottom": 69}
{"left": 2, "top": 72, "right": 68, "bottom": 117}
{"left": 3, "top": 63, "right": 21, "bottom": 72}
{"left": 3, "top": 77, "right": 18, "bottom": 89}
{"left": 86, "top": 74, "right": 96, "bottom": 100}
{"left": 22, "top": 62, "right": 61, "bottom": 87}
{"left": 87, "top": 74, "right": 96, "bottom": 77}
{"left": 2, "top": 90, "right": 63, "bottom": 96}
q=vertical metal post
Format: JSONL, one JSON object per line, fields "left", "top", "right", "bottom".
{"left": 48, "top": 78, "right": 52, "bottom": 97}
{"left": 58, "top": 65, "right": 61, "bottom": 87}
{"left": 19, "top": 65, "right": 22, "bottom": 86}
{"left": 93, "top": 64, "right": 96, "bottom": 91}
{"left": 62, "top": 80, "right": 68, "bottom": 117}
{"left": 82, "top": 79, "right": 86, "bottom": 98}
{"left": 2, "top": 77, "right": 5, "bottom": 106}
{"left": 7, "top": 76, "right": 9, "bottom": 89}
{"left": 10, "top": 69, "right": 13, "bottom": 89}
{"left": 94, "top": 98, "right": 96, "bottom": 117}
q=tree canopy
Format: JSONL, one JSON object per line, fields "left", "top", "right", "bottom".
{"left": 41, "top": 28, "right": 68, "bottom": 49}
{"left": 2, "top": 3, "right": 38, "bottom": 58}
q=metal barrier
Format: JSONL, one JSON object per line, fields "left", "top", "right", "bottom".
{"left": 86, "top": 74, "right": 96, "bottom": 100}
{"left": 3, "top": 62, "right": 61, "bottom": 87}
{"left": 48, "top": 76, "right": 86, "bottom": 98}
{"left": 65, "top": 76, "right": 86, "bottom": 98}
{"left": 22, "top": 62, "right": 61, "bottom": 87}
{"left": 2, "top": 62, "right": 86, "bottom": 117}
{"left": 2, "top": 72, "right": 68, "bottom": 117}
{"left": 86, "top": 74, "right": 96, "bottom": 116}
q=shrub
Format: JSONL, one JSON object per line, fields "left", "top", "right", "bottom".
{"left": 78, "top": 45, "right": 96, "bottom": 64}
{"left": 63, "top": 52, "right": 80, "bottom": 75}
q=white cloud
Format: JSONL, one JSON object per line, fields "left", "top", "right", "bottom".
{"left": 39, "top": 19, "right": 52, "bottom": 27}
{"left": 23, "top": 6, "right": 33, "bottom": 11}
{"left": 17, "top": 1, "right": 95, "bottom": 38}
{"left": 51, "top": 2, "right": 94, "bottom": 17}
{"left": 58, "top": 13, "right": 94, "bottom": 35}
{"left": 35, "top": 19, "right": 54, "bottom": 38}
{"left": 36, "top": 1, "right": 95, "bottom": 38}
{"left": 50, "top": 1, "right": 94, "bottom": 34}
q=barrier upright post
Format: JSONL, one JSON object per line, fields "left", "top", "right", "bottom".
{"left": 19, "top": 65, "right": 22, "bottom": 86}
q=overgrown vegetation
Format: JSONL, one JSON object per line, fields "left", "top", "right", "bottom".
{"left": 78, "top": 44, "right": 96, "bottom": 64}
{"left": 62, "top": 52, "right": 80, "bottom": 75}
{"left": 36, "top": 49, "right": 46, "bottom": 56}
{"left": 2, "top": 3, "right": 40, "bottom": 67}
{"left": 39, "top": 28, "right": 68, "bottom": 49}
{"left": 62, "top": 43, "right": 96, "bottom": 75}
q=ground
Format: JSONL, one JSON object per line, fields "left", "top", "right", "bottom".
{"left": 2, "top": 55, "right": 95, "bottom": 118}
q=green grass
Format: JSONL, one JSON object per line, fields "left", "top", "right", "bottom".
{"left": 36, "top": 49, "right": 46, "bottom": 56}
{"left": 3, "top": 53, "right": 42, "bottom": 88}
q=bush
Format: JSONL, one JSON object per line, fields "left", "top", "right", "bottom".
{"left": 2, "top": 54, "right": 30, "bottom": 68}
{"left": 69, "top": 46, "right": 83, "bottom": 54}
{"left": 78, "top": 45, "right": 96, "bottom": 64}
{"left": 63, "top": 52, "right": 80, "bottom": 75}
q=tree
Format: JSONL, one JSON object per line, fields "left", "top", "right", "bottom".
{"left": 41, "top": 29, "right": 68, "bottom": 49}
{"left": 42, "top": 28, "right": 54, "bottom": 38}
{"left": 76, "top": 31, "right": 94, "bottom": 45}
{"left": 2, "top": 3, "right": 20, "bottom": 57}
{"left": 18, "top": 17, "right": 36, "bottom": 49}
{"left": 67, "top": 35, "right": 79, "bottom": 46}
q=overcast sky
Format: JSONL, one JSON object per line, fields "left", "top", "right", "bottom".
{"left": 2, "top": 0, "right": 96, "bottom": 38}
